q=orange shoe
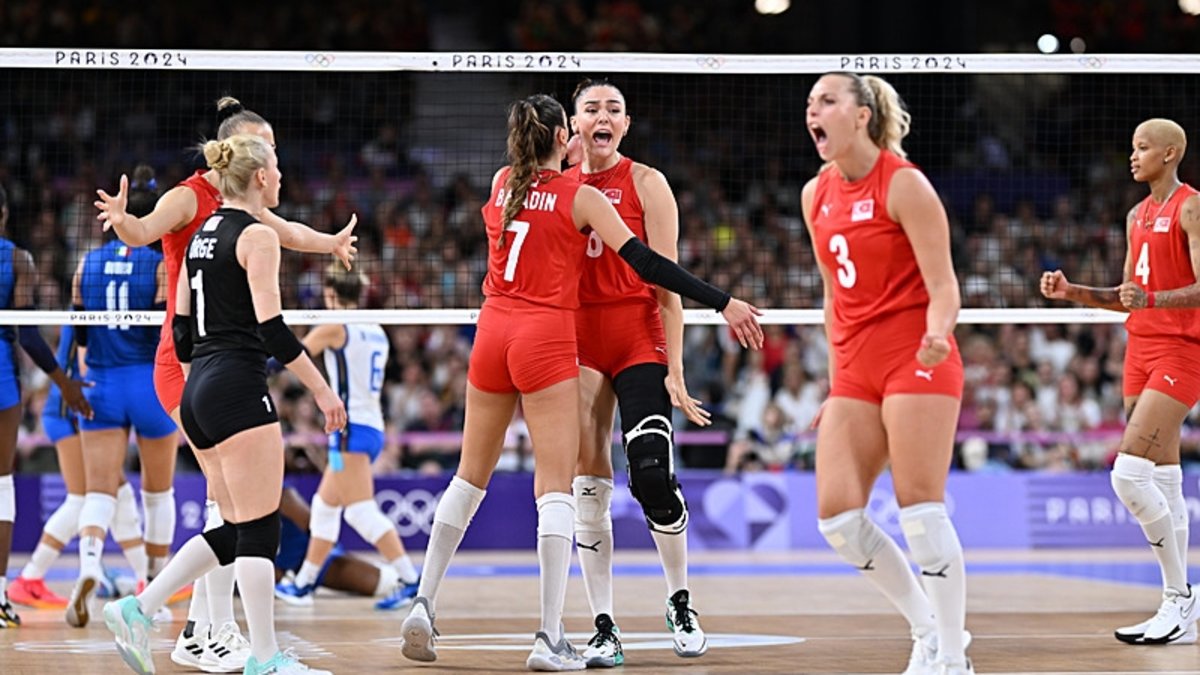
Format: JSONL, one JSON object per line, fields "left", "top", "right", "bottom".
{"left": 137, "top": 579, "right": 194, "bottom": 605}
{"left": 8, "top": 576, "right": 69, "bottom": 609}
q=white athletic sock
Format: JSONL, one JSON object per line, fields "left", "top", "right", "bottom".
{"left": 374, "top": 564, "right": 400, "bottom": 597}
{"left": 235, "top": 557, "right": 280, "bottom": 663}
{"left": 294, "top": 561, "right": 322, "bottom": 589}
{"left": 79, "top": 535, "right": 106, "bottom": 579}
{"left": 416, "top": 476, "right": 485, "bottom": 611}
{"left": 78, "top": 492, "right": 117, "bottom": 577}
{"left": 1113, "top": 454, "right": 1187, "bottom": 593}
{"left": 537, "top": 492, "right": 575, "bottom": 644}
{"left": 139, "top": 535, "right": 219, "bottom": 616}
{"left": 186, "top": 574, "right": 210, "bottom": 632}
{"left": 123, "top": 544, "right": 149, "bottom": 584}
{"left": 574, "top": 475, "right": 614, "bottom": 619}
{"left": 651, "top": 529, "right": 689, "bottom": 598}
{"left": 22, "top": 543, "right": 61, "bottom": 580}
{"left": 206, "top": 564, "right": 237, "bottom": 627}
{"left": 901, "top": 503, "right": 966, "bottom": 665}
{"left": 389, "top": 554, "right": 419, "bottom": 585}
{"left": 1154, "top": 464, "right": 1190, "bottom": 582}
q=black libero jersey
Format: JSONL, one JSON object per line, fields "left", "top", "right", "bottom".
{"left": 184, "top": 207, "right": 268, "bottom": 359}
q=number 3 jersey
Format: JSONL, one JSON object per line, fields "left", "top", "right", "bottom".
{"left": 810, "top": 149, "right": 929, "bottom": 357}
{"left": 324, "top": 324, "right": 389, "bottom": 433}
{"left": 1126, "top": 183, "right": 1200, "bottom": 342}
{"left": 480, "top": 167, "right": 586, "bottom": 308}
{"left": 183, "top": 207, "right": 267, "bottom": 359}
{"left": 79, "top": 240, "right": 162, "bottom": 367}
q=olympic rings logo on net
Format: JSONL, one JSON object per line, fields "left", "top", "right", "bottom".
{"left": 305, "top": 53, "right": 336, "bottom": 68}
{"left": 695, "top": 56, "right": 725, "bottom": 70}
{"left": 375, "top": 488, "right": 442, "bottom": 537}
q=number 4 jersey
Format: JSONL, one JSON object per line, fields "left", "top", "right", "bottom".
{"left": 481, "top": 168, "right": 585, "bottom": 308}
{"left": 810, "top": 149, "right": 928, "bottom": 356}
{"left": 1126, "top": 183, "right": 1200, "bottom": 342}
{"left": 183, "top": 207, "right": 268, "bottom": 359}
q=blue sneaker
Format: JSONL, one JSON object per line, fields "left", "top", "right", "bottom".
{"left": 103, "top": 595, "right": 157, "bottom": 674}
{"left": 244, "top": 649, "right": 331, "bottom": 674}
{"left": 375, "top": 578, "right": 419, "bottom": 611}
{"left": 274, "top": 578, "right": 316, "bottom": 607}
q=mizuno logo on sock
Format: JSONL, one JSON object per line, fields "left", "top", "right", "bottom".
{"left": 581, "top": 487, "right": 597, "bottom": 496}
{"left": 858, "top": 559, "right": 875, "bottom": 571}
{"left": 1150, "top": 537, "right": 1165, "bottom": 548}
{"left": 578, "top": 540, "right": 602, "bottom": 552}
{"left": 921, "top": 564, "right": 950, "bottom": 578}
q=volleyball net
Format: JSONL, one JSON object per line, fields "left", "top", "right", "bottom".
{"left": 3, "top": 49, "right": 1198, "bottom": 467}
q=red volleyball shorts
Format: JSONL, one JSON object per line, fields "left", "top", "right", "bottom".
{"left": 468, "top": 296, "right": 580, "bottom": 395}
{"left": 154, "top": 337, "right": 186, "bottom": 414}
{"left": 1123, "top": 333, "right": 1200, "bottom": 407}
{"left": 575, "top": 299, "right": 668, "bottom": 378}
{"left": 830, "top": 309, "right": 964, "bottom": 404}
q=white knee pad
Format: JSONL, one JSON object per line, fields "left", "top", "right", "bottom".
{"left": 899, "top": 502, "right": 963, "bottom": 574}
{"left": 309, "top": 494, "right": 343, "bottom": 543}
{"left": 345, "top": 498, "right": 393, "bottom": 545}
{"left": 1153, "top": 464, "right": 1188, "bottom": 530}
{"left": 79, "top": 492, "right": 118, "bottom": 532}
{"left": 204, "top": 499, "right": 224, "bottom": 531}
{"left": 572, "top": 475, "right": 613, "bottom": 532}
{"left": 141, "top": 488, "right": 176, "bottom": 547}
{"left": 0, "top": 474, "right": 14, "bottom": 522}
{"left": 818, "top": 509, "right": 889, "bottom": 570}
{"left": 536, "top": 492, "right": 575, "bottom": 541}
{"left": 1111, "top": 453, "right": 1170, "bottom": 525}
{"left": 434, "top": 475, "right": 486, "bottom": 531}
{"left": 43, "top": 493, "right": 85, "bottom": 544}
{"left": 111, "top": 483, "right": 144, "bottom": 543}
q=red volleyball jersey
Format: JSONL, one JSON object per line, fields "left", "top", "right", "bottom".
{"left": 480, "top": 168, "right": 586, "bottom": 308}
{"left": 158, "top": 170, "right": 222, "bottom": 354}
{"left": 1126, "top": 183, "right": 1200, "bottom": 342}
{"left": 565, "top": 156, "right": 655, "bottom": 305}
{"left": 809, "top": 150, "right": 928, "bottom": 355}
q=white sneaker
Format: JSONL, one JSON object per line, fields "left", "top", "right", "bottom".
{"left": 665, "top": 590, "right": 707, "bottom": 657}
{"left": 66, "top": 573, "right": 100, "bottom": 628}
{"left": 526, "top": 630, "right": 586, "bottom": 672}
{"left": 581, "top": 614, "right": 624, "bottom": 668}
{"left": 243, "top": 649, "right": 330, "bottom": 675}
{"left": 152, "top": 606, "right": 173, "bottom": 623}
{"left": 200, "top": 621, "right": 251, "bottom": 673}
{"left": 936, "top": 658, "right": 974, "bottom": 675}
{"left": 903, "top": 629, "right": 973, "bottom": 675}
{"left": 170, "top": 621, "right": 210, "bottom": 669}
{"left": 400, "top": 596, "right": 438, "bottom": 662}
{"left": 1140, "top": 587, "right": 1200, "bottom": 644}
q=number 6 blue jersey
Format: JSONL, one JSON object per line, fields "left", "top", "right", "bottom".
{"left": 79, "top": 240, "right": 163, "bottom": 367}
{"left": 324, "top": 324, "right": 389, "bottom": 434}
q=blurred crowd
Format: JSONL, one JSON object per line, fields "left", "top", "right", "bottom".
{"left": 6, "top": 1, "right": 1200, "bottom": 478}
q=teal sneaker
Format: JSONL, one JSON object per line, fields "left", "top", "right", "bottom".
{"left": 103, "top": 595, "right": 156, "bottom": 674}
{"left": 243, "top": 649, "right": 332, "bottom": 674}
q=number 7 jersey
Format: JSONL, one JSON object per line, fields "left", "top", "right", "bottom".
{"left": 481, "top": 168, "right": 586, "bottom": 308}
{"left": 1126, "top": 183, "right": 1200, "bottom": 341}
{"left": 809, "top": 150, "right": 928, "bottom": 351}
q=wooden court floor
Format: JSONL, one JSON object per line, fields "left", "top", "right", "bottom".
{"left": 3, "top": 549, "right": 1198, "bottom": 674}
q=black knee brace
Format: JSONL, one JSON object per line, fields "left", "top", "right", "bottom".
{"left": 613, "top": 363, "right": 689, "bottom": 535}
{"left": 201, "top": 522, "right": 238, "bottom": 566}
{"left": 234, "top": 510, "right": 282, "bottom": 561}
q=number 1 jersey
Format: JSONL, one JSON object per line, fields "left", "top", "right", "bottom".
{"left": 480, "top": 168, "right": 586, "bottom": 308}
{"left": 1126, "top": 183, "right": 1200, "bottom": 342}
{"left": 183, "top": 207, "right": 267, "bottom": 359}
{"left": 809, "top": 150, "right": 928, "bottom": 354}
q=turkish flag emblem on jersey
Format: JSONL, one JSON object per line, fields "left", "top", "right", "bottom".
{"left": 602, "top": 188, "right": 623, "bottom": 205}
{"left": 851, "top": 199, "right": 875, "bottom": 222}
{"left": 1153, "top": 216, "right": 1172, "bottom": 233}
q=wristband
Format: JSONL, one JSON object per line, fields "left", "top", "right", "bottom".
{"left": 1147, "top": 292, "right": 1156, "bottom": 309}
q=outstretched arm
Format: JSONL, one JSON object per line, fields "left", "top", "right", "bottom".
{"left": 1041, "top": 206, "right": 1133, "bottom": 312}
{"left": 257, "top": 209, "right": 358, "bottom": 270}
{"left": 96, "top": 178, "right": 196, "bottom": 247}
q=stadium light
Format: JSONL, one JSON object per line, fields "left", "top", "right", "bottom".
{"left": 1037, "top": 33, "right": 1060, "bottom": 53}
{"left": 755, "top": 0, "right": 790, "bottom": 15}
{"left": 1180, "top": 0, "right": 1200, "bottom": 16}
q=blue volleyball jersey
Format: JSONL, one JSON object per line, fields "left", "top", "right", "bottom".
{"left": 44, "top": 325, "right": 80, "bottom": 417}
{"left": 0, "top": 238, "right": 16, "bottom": 345}
{"left": 79, "top": 241, "right": 162, "bottom": 367}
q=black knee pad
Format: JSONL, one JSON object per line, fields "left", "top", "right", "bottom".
{"left": 234, "top": 510, "right": 281, "bottom": 561}
{"left": 613, "top": 364, "right": 688, "bottom": 534}
{"left": 201, "top": 522, "right": 238, "bottom": 566}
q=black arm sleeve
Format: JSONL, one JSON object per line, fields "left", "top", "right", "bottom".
{"left": 72, "top": 304, "right": 88, "bottom": 347}
{"left": 17, "top": 323, "right": 60, "bottom": 374}
{"left": 258, "top": 315, "right": 305, "bottom": 365}
{"left": 617, "top": 238, "right": 731, "bottom": 311}
{"left": 172, "top": 314, "right": 193, "bottom": 364}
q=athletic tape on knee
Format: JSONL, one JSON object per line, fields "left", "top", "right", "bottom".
{"left": 112, "top": 483, "right": 144, "bottom": 543}
{"left": 817, "top": 508, "right": 888, "bottom": 570}
{"left": 309, "top": 494, "right": 343, "bottom": 543}
{"left": 1153, "top": 464, "right": 1189, "bottom": 531}
{"left": 1111, "top": 453, "right": 1170, "bottom": 524}
{"left": 899, "top": 502, "right": 963, "bottom": 573}
{"left": 234, "top": 510, "right": 282, "bottom": 561}
{"left": 201, "top": 521, "right": 238, "bottom": 566}
{"left": 0, "top": 474, "right": 13, "bottom": 521}
{"left": 79, "top": 492, "right": 117, "bottom": 532}
{"left": 204, "top": 500, "right": 224, "bottom": 531}
{"left": 433, "top": 475, "right": 486, "bottom": 531}
{"left": 345, "top": 498, "right": 394, "bottom": 545}
{"left": 142, "top": 488, "right": 176, "bottom": 547}
{"left": 536, "top": 492, "right": 575, "bottom": 541}
{"left": 43, "top": 494, "right": 84, "bottom": 544}
{"left": 572, "top": 475, "right": 613, "bottom": 531}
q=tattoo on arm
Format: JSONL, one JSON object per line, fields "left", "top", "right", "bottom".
{"left": 1073, "top": 285, "right": 1125, "bottom": 311}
